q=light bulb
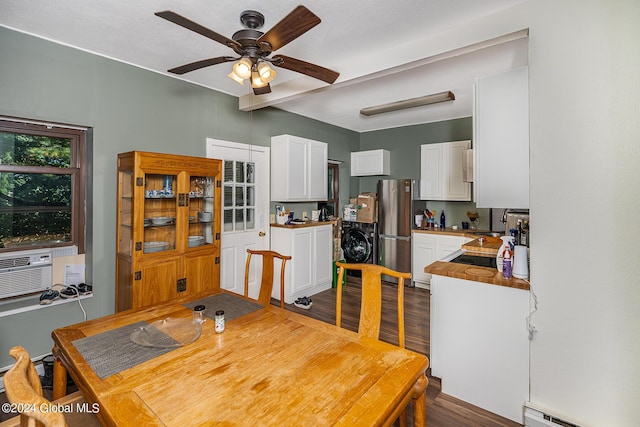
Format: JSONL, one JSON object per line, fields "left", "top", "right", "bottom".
{"left": 233, "top": 58, "right": 252, "bottom": 80}
{"left": 251, "top": 70, "right": 268, "bottom": 88}
{"left": 257, "top": 62, "right": 276, "bottom": 84}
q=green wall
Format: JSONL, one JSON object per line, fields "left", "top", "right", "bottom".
{"left": 0, "top": 27, "right": 358, "bottom": 367}
{"left": 358, "top": 119, "right": 491, "bottom": 229}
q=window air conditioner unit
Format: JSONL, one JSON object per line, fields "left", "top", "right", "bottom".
{"left": 0, "top": 249, "right": 52, "bottom": 299}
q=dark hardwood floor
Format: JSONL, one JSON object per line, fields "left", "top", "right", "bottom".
{"left": 283, "top": 275, "right": 522, "bottom": 427}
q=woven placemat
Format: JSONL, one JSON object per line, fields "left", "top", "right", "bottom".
{"left": 72, "top": 321, "right": 177, "bottom": 379}
{"left": 183, "top": 293, "right": 264, "bottom": 321}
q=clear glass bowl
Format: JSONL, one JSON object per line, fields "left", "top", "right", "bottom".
{"left": 130, "top": 317, "right": 202, "bottom": 348}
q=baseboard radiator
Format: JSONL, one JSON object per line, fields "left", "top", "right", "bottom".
{"left": 524, "top": 405, "right": 582, "bottom": 427}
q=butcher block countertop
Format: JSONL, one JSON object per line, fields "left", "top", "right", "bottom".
{"left": 419, "top": 231, "right": 530, "bottom": 290}
{"left": 271, "top": 219, "right": 338, "bottom": 228}
{"left": 425, "top": 260, "right": 529, "bottom": 291}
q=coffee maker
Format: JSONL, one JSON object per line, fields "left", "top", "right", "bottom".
{"left": 504, "top": 210, "right": 530, "bottom": 247}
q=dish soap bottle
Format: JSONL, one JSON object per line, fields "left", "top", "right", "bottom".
{"left": 496, "top": 236, "right": 514, "bottom": 273}
{"left": 440, "top": 211, "right": 446, "bottom": 229}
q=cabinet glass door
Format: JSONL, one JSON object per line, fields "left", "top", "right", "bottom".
{"left": 143, "top": 173, "right": 177, "bottom": 253}
{"left": 188, "top": 175, "right": 216, "bottom": 247}
{"left": 118, "top": 170, "right": 133, "bottom": 255}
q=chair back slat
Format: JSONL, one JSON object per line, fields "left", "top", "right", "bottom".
{"left": 244, "top": 250, "right": 291, "bottom": 308}
{"left": 335, "top": 262, "right": 410, "bottom": 348}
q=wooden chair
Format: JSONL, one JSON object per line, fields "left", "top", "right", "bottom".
{"left": 1, "top": 346, "right": 101, "bottom": 427}
{"left": 335, "top": 262, "right": 411, "bottom": 347}
{"left": 244, "top": 249, "right": 291, "bottom": 308}
{"left": 335, "top": 262, "right": 426, "bottom": 426}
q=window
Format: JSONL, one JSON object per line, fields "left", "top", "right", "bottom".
{"left": 0, "top": 119, "right": 87, "bottom": 253}
{"left": 321, "top": 162, "right": 339, "bottom": 216}
{"left": 222, "top": 160, "right": 255, "bottom": 232}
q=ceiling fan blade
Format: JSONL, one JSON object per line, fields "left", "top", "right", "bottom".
{"left": 155, "top": 11, "right": 241, "bottom": 50}
{"left": 257, "top": 6, "right": 321, "bottom": 52}
{"left": 272, "top": 55, "right": 339, "bottom": 84}
{"left": 168, "top": 56, "right": 236, "bottom": 75}
{"left": 253, "top": 84, "right": 272, "bottom": 95}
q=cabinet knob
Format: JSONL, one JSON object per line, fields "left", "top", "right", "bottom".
{"left": 259, "top": 231, "right": 266, "bottom": 237}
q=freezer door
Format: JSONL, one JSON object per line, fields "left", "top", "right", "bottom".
{"left": 378, "top": 179, "right": 413, "bottom": 237}
{"left": 378, "top": 235, "right": 411, "bottom": 283}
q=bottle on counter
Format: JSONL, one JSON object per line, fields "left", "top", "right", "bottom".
{"left": 502, "top": 245, "right": 513, "bottom": 279}
{"left": 440, "top": 211, "right": 446, "bottom": 229}
{"left": 496, "top": 236, "right": 514, "bottom": 273}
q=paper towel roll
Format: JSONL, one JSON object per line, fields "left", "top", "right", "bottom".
{"left": 513, "top": 245, "right": 529, "bottom": 279}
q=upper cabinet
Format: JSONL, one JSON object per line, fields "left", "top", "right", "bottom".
{"left": 419, "top": 140, "right": 471, "bottom": 201}
{"left": 271, "top": 134, "right": 328, "bottom": 202}
{"left": 350, "top": 149, "right": 390, "bottom": 176}
{"left": 474, "top": 67, "right": 529, "bottom": 208}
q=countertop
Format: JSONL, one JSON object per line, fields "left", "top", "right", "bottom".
{"left": 425, "top": 261, "right": 529, "bottom": 291}
{"left": 418, "top": 229, "right": 529, "bottom": 290}
{"left": 270, "top": 219, "right": 338, "bottom": 229}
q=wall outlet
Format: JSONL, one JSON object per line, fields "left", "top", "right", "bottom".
{"left": 270, "top": 214, "right": 275, "bottom": 223}
{"left": 302, "top": 211, "right": 308, "bottom": 220}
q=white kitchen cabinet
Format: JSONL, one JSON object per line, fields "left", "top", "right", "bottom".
{"left": 430, "top": 274, "right": 529, "bottom": 423}
{"left": 270, "top": 224, "right": 333, "bottom": 304}
{"left": 350, "top": 149, "right": 390, "bottom": 176}
{"left": 412, "top": 232, "right": 471, "bottom": 289}
{"left": 271, "top": 134, "right": 328, "bottom": 202}
{"left": 419, "top": 141, "right": 471, "bottom": 201}
{"left": 412, "top": 233, "right": 437, "bottom": 289}
{"left": 474, "top": 66, "right": 529, "bottom": 208}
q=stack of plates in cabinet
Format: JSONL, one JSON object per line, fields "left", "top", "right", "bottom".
{"left": 151, "top": 216, "right": 175, "bottom": 225}
{"left": 197, "top": 212, "right": 212, "bottom": 222}
{"left": 188, "top": 236, "right": 205, "bottom": 248}
{"left": 144, "top": 218, "right": 152, "bottom": 227}
{"left": 144, "top": 241, "right": 170, "bottom": 253}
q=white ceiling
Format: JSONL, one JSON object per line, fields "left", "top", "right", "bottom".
{"left": 0, "top": 0, "right": 529, "bottom": 133}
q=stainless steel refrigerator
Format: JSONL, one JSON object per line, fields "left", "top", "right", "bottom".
{"left": 377, "top": 179, "right": 414, "bottom": 284}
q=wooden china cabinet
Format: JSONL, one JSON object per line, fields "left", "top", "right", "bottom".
{"left": 116, "top": 151, "right": 222, "bottom": 312}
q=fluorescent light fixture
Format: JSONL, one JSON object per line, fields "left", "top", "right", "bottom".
{"left": 360, "top": 91, "right": 455, "bottom": 116}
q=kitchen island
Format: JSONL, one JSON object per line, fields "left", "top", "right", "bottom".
{"left": 425, "top": 237, "right": 530, "bottom": 424}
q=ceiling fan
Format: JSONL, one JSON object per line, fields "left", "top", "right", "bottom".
{"left": 155, "top": 6, "right": 340, "bottom": 95}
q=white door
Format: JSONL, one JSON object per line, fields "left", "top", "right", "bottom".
{"left": 206, "top": 139, "right": 270, "bottom": 298}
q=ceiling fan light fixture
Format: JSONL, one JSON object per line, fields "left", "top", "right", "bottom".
{"left": 257, "top": 62, "right": 277, "bottom": 84}
{"left": 360, "top": 91, "right": 455, "bottom": 116}
{"left": 227, "top": 71, "right": 245, "bottom": 86}
{"left": 251, "top": 70, "right": 268, "bottom": 88}
{"left": 232, "top": 57, "right": 253, "bottom": 80}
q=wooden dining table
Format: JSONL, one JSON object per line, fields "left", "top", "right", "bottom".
{"left": 51, "top": 289, "right": 429, "bottom": 426}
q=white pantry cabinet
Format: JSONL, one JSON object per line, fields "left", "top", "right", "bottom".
{"left": 419, "top": 141, "right": 471, "bottom": 201}
{"left": 474, "top": 66, "right": 529, "bottom": 208}
{"left": 350, "top": 149, "right": 390, "bottom": 176}
{"left": 411, "top": 232, "right": 471, "bottom": 288}
{"left": 270, "top": 224, "right": 333, "bottom": 304}
{"left": 271, "top": 134, "right": 328, "bottom": 202}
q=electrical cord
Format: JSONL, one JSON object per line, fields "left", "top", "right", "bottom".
{"left": 524, "top": 277, "right": 538, "bottom": 340}
{"left": 51, "top": 283, "right": 89, "bottom": 322}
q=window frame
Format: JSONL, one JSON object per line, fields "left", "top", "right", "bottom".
{"left": 0, "top": 118, "right": 87, "bottom": 254}
{"left": 326, "top": 162, "right": 340, "bottom": 217}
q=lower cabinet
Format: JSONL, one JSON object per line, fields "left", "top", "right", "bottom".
{"left": 412, "top": 232, "right": 471, "bottom": 289}
{"left": 430, "top": 274, "right": 529, "bottom": 423}
{"left": 270, "top": 224, "right": 333, "bottom": 304}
